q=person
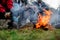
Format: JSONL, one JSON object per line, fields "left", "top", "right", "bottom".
{"left": 0, "top": 0, "right": 13, "bottom": 19}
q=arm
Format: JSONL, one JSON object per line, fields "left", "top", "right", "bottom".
{"left": 7, "top": 0, "right": 13, "bottom": 10}
{"left": 0, "top": 4, "right": 5, "bottom": 13}
{"left": 5, "top": 0, "right": 13, "bottom": 18}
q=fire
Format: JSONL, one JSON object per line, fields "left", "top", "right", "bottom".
{"left": 36, "top": 9, "right": 52, "bottom": 29}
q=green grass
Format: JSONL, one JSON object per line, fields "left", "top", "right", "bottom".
{"left": 0, "top": 29, "right": 60, "bottom": 40}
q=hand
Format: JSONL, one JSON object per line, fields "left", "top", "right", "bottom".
{"left": 5, "top": 12, "right": 10, "bottom": 18}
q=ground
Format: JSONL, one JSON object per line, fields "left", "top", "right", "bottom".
{"left": 0, "top": 28, "right": 60, "bottom": 40}
{"left": 0, "top": 20, "right": 60, "bottom": 40}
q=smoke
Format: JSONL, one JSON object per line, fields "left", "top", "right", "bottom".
{"left": 28, "top": 0, "right": 60, "bottom": 28}
{"left": 39, "top": 0, "right": 60, "bottom": 28}
{"left": 11, "top": 1, "right": 38, "bottom": 27}
{"left": 28, "top": 0, "right": 60, "bottom": 9}
{"left": 49, "top": 6, "right": 60, "bottom": 28}
{"left": 11, "top": 0, "right": 60, "bottom": 28}
{"left": 42, "top": 0, "right": 60, "bottom": 9}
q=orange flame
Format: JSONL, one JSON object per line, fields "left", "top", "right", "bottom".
{"left": 36, "top": 9, "right": 52, "bottom": 29}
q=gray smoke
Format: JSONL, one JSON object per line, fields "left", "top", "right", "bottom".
{"left": 11, "top": 0, "right": 60, "bottom": 28}
{"left": 49, "top": 6, "right": 60, "bottom": 28}
{"left": 11, "top": 1, "right": 38, "bottom": 28}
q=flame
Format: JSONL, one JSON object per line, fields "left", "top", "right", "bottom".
{"left": 36, "top": 9, "right": 52, "bottom": 29}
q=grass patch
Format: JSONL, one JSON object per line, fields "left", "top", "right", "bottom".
{"left": 0, "top": 29, "right": 60, "bottom": 40}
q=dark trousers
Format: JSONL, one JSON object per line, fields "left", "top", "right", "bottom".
{"left": 0, "top": 12, "right": 5, "bottom": 19}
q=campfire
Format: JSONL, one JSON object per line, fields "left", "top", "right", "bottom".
{"left": 35, "top": 9, "right": 53, "bottom": 30}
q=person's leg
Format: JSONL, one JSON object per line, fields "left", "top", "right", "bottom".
{"left": 7, "top": 12, "right": 13, "bottom": 29}
{"left": 0, "top": 12, "right": 5, "bottom": 19}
